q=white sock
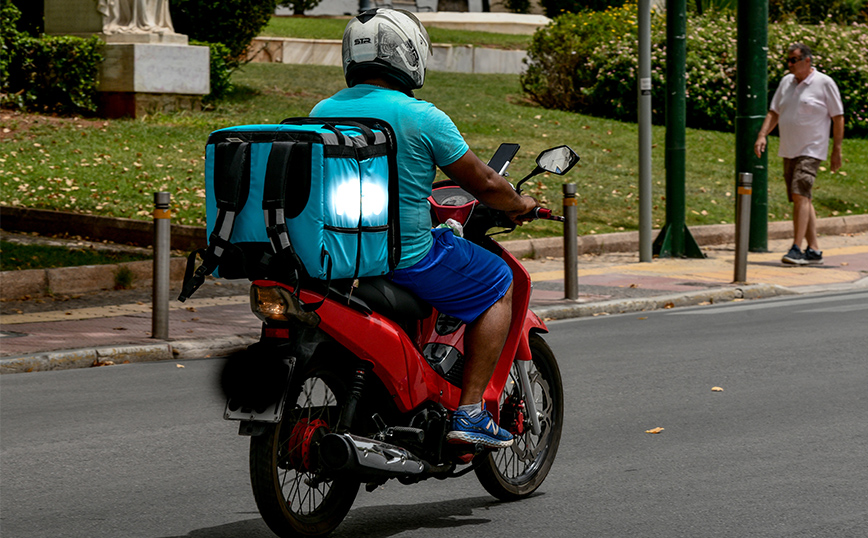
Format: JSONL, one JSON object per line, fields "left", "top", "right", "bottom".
{"left": 458, "top": 402, "right": 484, "bottom": 418}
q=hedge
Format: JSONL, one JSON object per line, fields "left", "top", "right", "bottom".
{"left": 522, "top": 4, "right": 868, "bottom": 137}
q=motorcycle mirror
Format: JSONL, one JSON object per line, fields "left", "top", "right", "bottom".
{"left": 536, "top": 145, "right": 580, "bottom": 175}
{"left": 515, "top": 146, "right": 580, "bottom": 193}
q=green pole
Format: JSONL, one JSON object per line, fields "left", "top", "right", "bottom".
{"left": 736, "top": 0, "right": 769, "bottom": 252}
{"left": 654, "top": 0, "right": 703, "bottom": 258}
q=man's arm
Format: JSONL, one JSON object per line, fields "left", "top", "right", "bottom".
{"left": 440, "top": 149, "right": 537, "bottom": 224}
{"left": 754, "top": 110, "right": 779, "bottom": 158}
{"left": 830, "top": 114, "right": 844, "bottom": 172}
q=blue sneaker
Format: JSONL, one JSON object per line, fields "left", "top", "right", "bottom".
{"left": 446, "top": 409, "right": 514, "bottom": 448}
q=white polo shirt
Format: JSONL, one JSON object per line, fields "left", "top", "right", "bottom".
{"left": 770, "top": 69, "right": 844, "bottom": 160}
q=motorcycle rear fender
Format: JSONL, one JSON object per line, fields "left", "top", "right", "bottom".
{"left": 292, "top": 288, "right": 431, "bottom": 413}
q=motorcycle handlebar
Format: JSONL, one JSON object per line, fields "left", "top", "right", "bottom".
{"left": 518, "top": 207, "right": 565, "bottom": 222}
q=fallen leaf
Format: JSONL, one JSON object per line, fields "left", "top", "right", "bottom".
{"left": 663, "top": 302, "right": 675, "bottom": 309}
{"left": 186, "top": 307, "right": 197, "bottom": 312}
{"left": 712, "top": 386, "right": 724, "bottom": 392}
{"left": 176, "top": 364, "right": 185, "bottom": 368}
{"left": 841, "top": 262, "right": 849, "bottom": 266}
{"left": 629, "top": 283, "right": 639, "bottom": 288}
{"left": 645, "top": 427, "right": 664, "bottom": 434}
{"left": 637, "top": 316, "right": 648, "bottom": 320}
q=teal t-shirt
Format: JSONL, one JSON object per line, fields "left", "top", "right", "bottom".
{"left": 310, "top": 85, "right": 469, "bottom": 269}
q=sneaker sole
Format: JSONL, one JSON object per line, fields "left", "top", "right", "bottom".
{"left": 805, "top": 259, "right": 824, "bottom": 265}
{"left": 782, "top": 256, "right": 808, "bottom": 265}
{"left": 446, "top": 431, "right": 514, "bottom": 448}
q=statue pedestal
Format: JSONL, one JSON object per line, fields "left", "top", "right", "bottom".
{"left": 44, "top": 0, "right": 210, "bottom": 118}
{"left": 98, "top": 43, "right": 210, "bottom": 118}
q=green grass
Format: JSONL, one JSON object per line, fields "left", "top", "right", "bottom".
{"left": 261, "top": 15, "right": 533, "bottom": 50}
{"left": 1, "top": 63, "right": 866, "bottom": 240}
{"left": 0, "top": 241, "right": 151, "bottom": 271}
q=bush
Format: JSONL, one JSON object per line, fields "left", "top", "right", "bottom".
{"left": 539, "top": 0, "right": 626, "bottom": 19}
{"left": 171, "top": 0, "right": 279, "bottom": 62}
{"left": 278, "top": 0, "right": 323, "bottom": 15}
{"left": 6, "top": 35, "right": 104, "bottom": 114}
{"left": 193, "top": 40, "right": 235, "bottom": 103}
{"left": 502, "top": 0, "right": 532, "bottom": 14}
{"left": 521, "top": 3, "right": 638, "bottom": 112}
{"left": 522, "top": 6, "right": 868, "bottom": 137}
{"left": 1, "top": 0, "right": 24, "bottom": 99}
{"left": 769, "top": 0, "right": 868, "bottom": 24}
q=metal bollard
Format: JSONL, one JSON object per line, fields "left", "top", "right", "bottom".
{"left": 563, "top": 183, "right": 578, "bottom": 300}
{"left": 734, "top": 173, "right": 753, "bottom": 283}
{"left": 152, "top": 192, "right": 171, "bottom": 340}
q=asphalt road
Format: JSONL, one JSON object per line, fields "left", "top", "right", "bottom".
{"left": 1, "top": 290, "right": 866, "bottom": 538}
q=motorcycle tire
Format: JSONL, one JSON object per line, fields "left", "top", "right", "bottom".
{"left": 475, "top": 333, "right": 564, "bottom": 501}
{"left": 249, "top": 364, "right": 360, "bottom": 537}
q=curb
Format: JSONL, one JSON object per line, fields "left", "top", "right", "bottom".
{"left": 0, "top": 334, "right": 258, "bottom": 375}
{"left": 530, "top": 283, "right": 798, "bottom": 321}
{"left": 0, "top": 258, "right": 188, "bottom": 300}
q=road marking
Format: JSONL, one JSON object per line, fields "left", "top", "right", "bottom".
{"left": 0, "top": 296, "right": 248, "bottom": 325}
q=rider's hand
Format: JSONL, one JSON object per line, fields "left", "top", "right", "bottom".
{"left": 506, "top": 195, "right": 539, "bottom": 225}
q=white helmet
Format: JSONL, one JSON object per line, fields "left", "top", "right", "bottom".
{"left": 342, "top": 9, "right": 432, "bottom": 92}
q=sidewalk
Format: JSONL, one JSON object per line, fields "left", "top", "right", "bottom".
{"left": 2, "top": 225, "right": 867, "bottom": 374}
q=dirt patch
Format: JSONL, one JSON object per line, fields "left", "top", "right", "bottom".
{"left": 0, "top": 110, "right": 107, "bottom": 141}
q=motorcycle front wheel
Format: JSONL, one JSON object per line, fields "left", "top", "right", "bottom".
{"left": 249, "top": 365, "right": 360, "bottom": 537}
{"left": 475, "top": 333, "right": 564, "bottom": 500}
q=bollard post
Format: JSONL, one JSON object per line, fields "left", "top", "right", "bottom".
{"left": 563, "top": 183, "right": 578, "bottom": 300}
{"left": 152, "top": 192, "right": 171, "bottom": 340}
{"left": 734, "top": 173, "right": 753, "bottom": 283}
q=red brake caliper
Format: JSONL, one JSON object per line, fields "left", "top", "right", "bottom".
{"left": 287, "top": 418, "right": 329, "bottom": 472}
{"left": 503, "top": 396, "right": 526, "bottom": 436}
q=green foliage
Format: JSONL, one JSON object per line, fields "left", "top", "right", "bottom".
{"left": 1, "top": 0, "right": 24, "bottom": 99}
{"left": 192, "top": 40, "right": 235, "bottom": 103}
{"left": 170, "top": 0, "right": 279, "bottom": 62}
{"left": 539, "top": 0, "right": 626, "bottom": 19}
{"left": 521, "top": 3, "right": 638, "bottom": 112}
{"left": 502, "top": 0, "right": 532, "bottom": 14}
{"left": 278, "top": 0, "right": 323, "bottom": 15}
{"left": 769, "top": 0, "right": 868, "bottom": 24}
{"left": 6, "top": 35, "right": 104, "bottom": 114}
{"left": 522, "top": 6, "right": 868, "bottom": 137}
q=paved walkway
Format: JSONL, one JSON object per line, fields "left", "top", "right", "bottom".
{"left": 2, "top": 228, "right": 866, "bottom": 374}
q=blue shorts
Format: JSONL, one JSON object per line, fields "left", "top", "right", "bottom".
{"left": 389, "top": 228, "right": 512, "bottom": 323}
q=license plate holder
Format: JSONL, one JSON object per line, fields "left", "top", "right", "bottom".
{"left": 223, "top": 357, "right": 295, "bottom": 423}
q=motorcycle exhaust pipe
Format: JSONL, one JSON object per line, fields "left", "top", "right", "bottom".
{"left": 318, "top": 433, "right": 427, "bottom": 478}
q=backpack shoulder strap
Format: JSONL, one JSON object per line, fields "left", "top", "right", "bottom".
{"left": 179, "top": 140, "right": 251, "bottom": 302}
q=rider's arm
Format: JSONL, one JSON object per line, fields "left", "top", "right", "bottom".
{"left": 441, "top": 149, "right": 537, "bottom": 223}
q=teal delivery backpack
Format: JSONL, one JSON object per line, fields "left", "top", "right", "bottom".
{"left": 179, "top": 117, "right": 400, "bottom": 303}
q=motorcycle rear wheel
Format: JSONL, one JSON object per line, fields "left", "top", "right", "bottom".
{"left": 475, "top": 333, "right": 564, "bottom": 501}
{"left": 249, "top": 365, "right": 360, "bottom": 537}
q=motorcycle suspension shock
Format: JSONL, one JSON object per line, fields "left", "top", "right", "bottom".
{"left": 336, "top": 363, "right": 369, "bottom": 434}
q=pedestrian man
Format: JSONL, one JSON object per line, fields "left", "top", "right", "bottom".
{"left": 754, "top": 42, "right": 845, "bottom": 265}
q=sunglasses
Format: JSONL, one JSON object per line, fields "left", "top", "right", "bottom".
{"left": 786, "top": 56, "right": 804, "bottom": 65}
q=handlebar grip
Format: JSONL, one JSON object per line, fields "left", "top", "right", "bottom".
{"left": 519, "top": 207, "right": 565, "bottom": 222}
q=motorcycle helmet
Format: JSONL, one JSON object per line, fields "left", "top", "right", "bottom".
{"left": 342, "top": 8, "right": 432, "bottom": 92}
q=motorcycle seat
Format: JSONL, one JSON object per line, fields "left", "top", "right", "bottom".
{"left": 352, "top": 277, "right": 432, "bottom": 321}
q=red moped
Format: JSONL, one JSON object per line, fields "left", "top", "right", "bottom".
{"left": 221, "top": 144, "right": 579, "bottom": 537}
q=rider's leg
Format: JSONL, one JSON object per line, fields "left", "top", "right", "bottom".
{"left": 459, "top": 281, "right": 514, "bottom": 407}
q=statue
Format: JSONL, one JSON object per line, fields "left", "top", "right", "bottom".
{"left": 98, "top": 0, "right": 176, "bottom": 35}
